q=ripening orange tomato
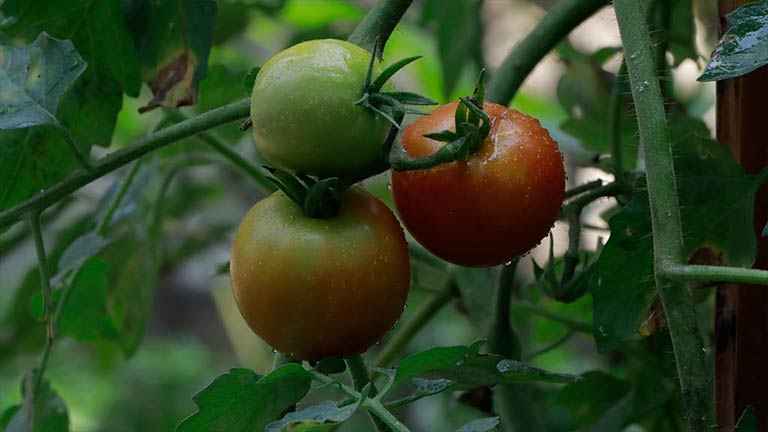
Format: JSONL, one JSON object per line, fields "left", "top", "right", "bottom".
{"left": 230, "top": 187, "right": 410, "bottom": 361}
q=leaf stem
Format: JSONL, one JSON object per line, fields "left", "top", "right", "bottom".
{"left": 564, "top": 179, "right": 603, "bottom": 199}
{"left": 308, "top": 370, "right": 410, "bottom": 432}
{"left": 347, "top": 0, "right": 414, "bottom": 58}
{"left": 53, "top": 121, "right": 96, "bottom": 174}
{"left": 0, "top": 99, "right": 251, "bottom": 231}
{"left": 614, "top": 0, "right": 712, "bottom": 429}
{"left": 486, "top": 0, "right": 609, "bottom": 105}
{"left": 609, "top": 60, "right": 628, "bottom": 174}
{"left": 96, "top": 160, "right": 143, "bottom": 235}
{"left": 662, "top": 264, "right": 768, "bottom": 286}
{"left": 375, "top": 279, "right": 456, "bottom": 367}
{"left": 28, "top": 211, "right": 54, "bottom": 396}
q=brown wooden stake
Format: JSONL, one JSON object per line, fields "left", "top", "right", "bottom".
{"left": 715, "top": 1, "right": 768, "bottom": 430}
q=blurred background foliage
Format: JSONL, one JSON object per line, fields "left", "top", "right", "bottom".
{"left": 0, "top": 0, "right": 719, "bottom": 430}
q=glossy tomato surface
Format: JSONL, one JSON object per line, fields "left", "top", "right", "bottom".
{"left": 250, "top": 39, "right": 392, "bottom": 177}
{"left": 391, "top": 101, "right": 566, "bottom": 267}
{"left": 230, "top": 187, "right": 410, "bottom": 361}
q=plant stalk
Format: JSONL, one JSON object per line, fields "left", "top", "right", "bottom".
{"left": 0, "top": 99, "right": 251, "bottom": 231}
{"left": 486, "top": 0, "right": 609, "bottom": 105}
{"left": 613, "top": 0, "right": 713, "bottom": 429}
{"left": 347, "top": 0, "right": 414, "bottom": 58}
{"left": 663, "top": 264, "right": 768, "bottom": 286}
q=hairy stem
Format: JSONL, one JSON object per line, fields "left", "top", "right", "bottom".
{"left": 614, "top": 0, "right": 712, "bottom": 429}
{"left": 609, "top": 60, "right": 628, "bottom": 174}
{"left": 347, "top": 0, "right": 414, "bottom": 58}
{"left": 663, "top": 264, "right": 768, "bottom": 286}
{"left": 346, "top": 355, "right": 391, "bottom": 432}
{"left": 0, "top": 99, "right": 251, "bottom": 230}
{"left": 486, "top": 0, "right": 608, "bottom": 105}
{"left": 375, "top": 279, "right": 456, "bottom": 367}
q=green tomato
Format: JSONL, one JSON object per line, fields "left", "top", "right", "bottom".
{"left": 250, "top": 39, "right": 393, "bottom": 177}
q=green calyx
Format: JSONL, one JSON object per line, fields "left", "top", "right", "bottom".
{"left": 264, "top": 167, "right": 346, "bottom": 219}
{"left": 355, "top": 39, "right": 437, "bottom": 130}
{"left": 389, "top": 70, "right": 492, "bottom": 172}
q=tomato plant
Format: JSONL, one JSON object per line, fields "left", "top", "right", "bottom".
{"left": 230, "top": 187, "right": 410, "bottom": 361}
{"left": 391, "top": 100, "right": 565, "bottom": 267}
{"left": 250, "top": 39, "right": 393, "bottom": 178}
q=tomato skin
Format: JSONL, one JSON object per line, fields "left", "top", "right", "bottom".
{"left": 230, "top": 187, "right": 410, "bottom": 361}
{"left": 391, "top": 101, "right": 566, "bottom": 267}
{"left": 250, "top": 39, "right": 392, "bottom": 178}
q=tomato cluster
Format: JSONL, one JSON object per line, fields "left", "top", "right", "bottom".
{"left": 231, "top": 38, "right": 566, "bottom": 361}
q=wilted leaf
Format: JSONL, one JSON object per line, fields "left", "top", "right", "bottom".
{"left": 123, "top": 0, "right": 218, "bottom": 112}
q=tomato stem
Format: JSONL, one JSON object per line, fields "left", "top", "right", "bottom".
{"left": 614, "top": 0, "right": 713, "bottom": 429}
{"left": 347, "top": 0, "right": 414, "bottom": 59}
{"left": 486, "top": 0, "right": 609, "bottom": 105}
{"left": 0, "top": 98, "right": 252, "bottom": 231}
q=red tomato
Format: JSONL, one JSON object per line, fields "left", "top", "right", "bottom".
{"left": 391, "top": 101, "right": 566, "bottom": 267}
{"left": 230, "top": 187, "right": 410, "bottom": 361}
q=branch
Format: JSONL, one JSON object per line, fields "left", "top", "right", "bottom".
{"left": 347, "top": 0, "right": 414, "bottom": 58}
{"left": 486, "top": 0, "right": 609, "bottom": 105}
{"left": 614, "top": 0, "right": 712, "bottom": 430}
{"left": 662, "top": 264, "right": 768, "bottom": 286}
{"left": 0, "top": 99, "right": 251, "bottom": 230}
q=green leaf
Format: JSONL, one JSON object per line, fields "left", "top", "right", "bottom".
{"left": 421, "top": 0, "right": 484, "bottom": 99}
{"left": 265, "top": 401, "right": 354, "bottom": 432}
{"left": 177, "top": 365, "right": 312, "bottom": 432}
{"left": 5, "top": 373, "right": 69, "bottom": 432}
{"left": 49, "top": 163, "right": 162, "bottom": 353}
{"left": 456, "top": 417, "right": 500, "bottom": 432}
{"left": 1, "top": 0, "right": 141, "bottom": 209}
{"left": 699, "top": 0, "right": 768, "bottom": 81}
{"left": 733, "top": 406, "right": 758, "bottom": 432}
{"left": 496, "top": 359, "right": 580, "bottom": 384}
{"left": 243, "top": 67, "right": 261, "bottom": 95}
{"left": 556, "top": 45, "right": 638, "bottom": 171}
{"left": 56, "top": 259, "right": 121, "bottom": 342}
{"left": 0, "top": 33, "right": 86, "bottom": 131}
{"left": 1, "top": 0, "right": 141, "bottom": 95}
{"left": 553, "top": 372, "right": 631, "bottom": 428}
{"left": 394, "top": 342, "right": 502, "bottom": 390}
{"left": 279, "top": 0, "right": 362, "bottom": 30}
{"left": 122, "top": 0, "right": 217, "bottom": 112}
{"left": 589, "top": 110, "right": 760, "bottom": 350}
{"left": 762, "top": 221, "right": 768, "bottom": 238}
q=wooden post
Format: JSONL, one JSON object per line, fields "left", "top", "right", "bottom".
{"left": 715, "top": 1, "right": 768, "bottom": 429}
